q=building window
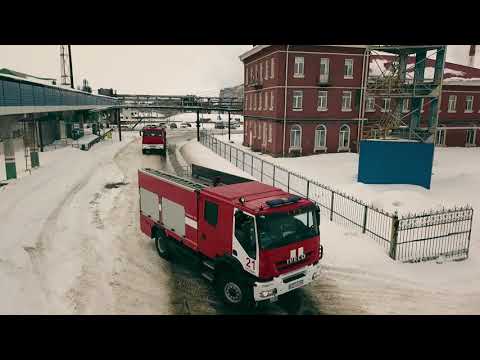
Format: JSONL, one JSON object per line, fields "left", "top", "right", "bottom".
{"left": 245, "top": 96, "right": 248, "bottom": 111}
{"left": 259, "top": 91, "right": 262, "bottom": 110}
{"left": 262, "top": 122, "right": 267, "bottom": 145}
{"left": 344, "top": 59, "right": 353, "bottom": 79}
{"left": 320, "top": 58, "right": 329, "bottom": 83}
{"left": 264, "top": 92, "right": 268, "bottom": 111}
{"left": 293, "top": 90, "right": 303, "bottom": 111}
{"left": 250, "top": 68, "right": 253, "bottom": 83}
{"left": 265, "top": 60, "right": 269, "bottom": 80}
{"left": 342, "top": 91, "right": 352, "bottom": 112}
{"left": 466, "top": 96, "right": 474, "bottom": 113}
{"left": 381, "top": 98, "right": 391, "bottom": 112}
{"left": 270, "top": 91, "right": 274, "bottom": 111}
{"left": 268, "top": 123, "right": 272, "bottom": 142}
{"left": 339, "top": 125, "right": 350, "bottom": 150}
{"left": 271, "top": 58, "right": 275, "bottom": 79}
{"left": 253, "top": 92, "right": 257, "bottom": 110}
{"left": 402, "top": 98, "right": 410, "bottom": 113}
{"left": 466, "top": 129, "right": 476, "bottom": 145}
{"left": 245, "top": 67, "right": 248, "bottom": 85}
{"left": 315, "top": 125, "right": 327, "bottom": 149}
{"left": 204, "top": 201, "right": 218, "bottom": 227}
{"left": 448, "top": 95, "right": 457, "bottom": 113}
{"left": 436, "top": 126, "right": 446, "bottom": 145}
{"left": 249, "top": 93, "right": 253, "bottom": 110}
{"left": 290, "top": 125, "right": 302, "bottom": 149}
{"left": 317, "top": 91, "right": 328, "bottom": 111}
{"left": 255, "top": 64, "right": 259, "bottom": 81}
{"left": 260, "top": 63, "right": 263, "bottom": 83}
{"left": 294, "top": 57, "right": 305, "bottom": 78}
{"left": 366, "top": 96, "right": 375, "bottom": 112}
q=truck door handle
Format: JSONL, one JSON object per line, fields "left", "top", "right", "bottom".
{"left": 232, "top": 250, "right": 238, "bottom": 256}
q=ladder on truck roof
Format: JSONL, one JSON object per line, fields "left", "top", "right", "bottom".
{"left": 141, "top": 168, "right": 207, "bottom": 191}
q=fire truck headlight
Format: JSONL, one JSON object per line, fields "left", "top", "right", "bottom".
{"left": 260, "top": 289, "right": 277, "bottom": 298}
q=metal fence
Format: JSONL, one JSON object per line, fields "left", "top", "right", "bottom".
{"left": 199, "top": 131, "right": 473, "bottom": 262}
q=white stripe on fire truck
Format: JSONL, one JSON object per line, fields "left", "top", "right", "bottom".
{"left": 185, "top": 216, "right": 197, "bottom": 229}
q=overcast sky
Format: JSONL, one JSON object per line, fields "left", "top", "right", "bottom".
{"left": 0, "top": 45, "right": 476, "bottom": 96}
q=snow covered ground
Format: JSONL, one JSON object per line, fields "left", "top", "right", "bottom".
{"left": 187, "top": 136, "right": 480, "bottom": 314}
{"left": 0, "top": 131, "right": 172, "bottom": 314}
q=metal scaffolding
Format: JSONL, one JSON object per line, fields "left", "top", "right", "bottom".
{"left": 361, "top": 45, "right": 447, "bottom": 143}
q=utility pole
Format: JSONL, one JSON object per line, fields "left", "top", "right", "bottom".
{"left": 68, "top": 45, "right": 74, "bottom": 89}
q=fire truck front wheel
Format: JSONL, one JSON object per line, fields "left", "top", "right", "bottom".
{"left": 154, "top": 230, "right": 171, "bottom": 260}
{"left": 216, "top": 273, "right": 253, "bottom": 308}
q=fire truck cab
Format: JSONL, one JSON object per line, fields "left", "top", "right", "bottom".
{"left": 140, "top": 125, "right": 167, "bottom": 155}
{"left": 138, "top": 165, "right": 323, "bottom": 308}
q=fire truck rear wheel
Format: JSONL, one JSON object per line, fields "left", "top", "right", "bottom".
{"left": 154, "top": 231, "right": 170, "bottom": 260}
{"left": 216, "top": 273, "right": 252, "bottom": 308}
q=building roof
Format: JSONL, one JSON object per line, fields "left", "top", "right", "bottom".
{"left": 239, "top": 45, "right": 367, "bottom": 62}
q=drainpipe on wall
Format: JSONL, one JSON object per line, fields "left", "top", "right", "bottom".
{"left": 282, "top": 45, "right": 290, "bottom": 157}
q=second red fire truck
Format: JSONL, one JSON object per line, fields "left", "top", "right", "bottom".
{"left": 140, "top": 125, "right": 167, "bottom": 155}
{"left": 138, "top": 164, "right": 323, "bottom": 308}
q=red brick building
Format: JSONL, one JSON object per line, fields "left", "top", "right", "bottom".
{"left": 239, "top": 45, "right": 480, "bottom": 156}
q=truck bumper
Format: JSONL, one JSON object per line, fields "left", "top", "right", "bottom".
{"left": 252, "top": 262, "right": 322, "bottom": 302}
{"left": 143, "top": 144, "right": 164, "bottom": 150}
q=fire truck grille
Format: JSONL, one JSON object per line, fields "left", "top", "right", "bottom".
{"left": 275, "top": 251, "right": 313, "bottom": 271}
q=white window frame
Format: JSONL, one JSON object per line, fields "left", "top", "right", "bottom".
{"left": 466, "top": 128, "right": 476, "bottom": 146}
{"left": 436, "top": 126, "right": 446, "bottom": 146}
{"left": 264, "top": 92, "right": 268, "bottom": 111}
{"left": 366, "top": 96, "right": 375, "bottom": 112}
{"left": 338, "top": 124, "right": 351, "bottom": 151}
{"left": 448, "top": 95, "right": 457, "bottom": 113}
{"left": 402, "top": 98, "right": 410, "bottom": 113}
{"left": 271, "top": 58, "right": 275, "bottom": 79}
{"left": 320, "top": 58, "right": 330, "bottom": 83}
{"left": 344, "top": 59, "right": 354, "bottom": 79}
{"left": 341, "top": 91, "right": 352, "bottom": 112}
{"left": 293, "top": 90, "right": 303, "bottom": 111}
{"left": 268, "top": 123, "right": 272, "bottom": 143}
{"left": 289, "top": 124, "right": 302, "bottom": 150}
{"left": 270, "top": 91, "right": 274, "bottom": 111}
{"left": 465, "top": 96, "right": 474, "bottom": 113}
{"left": 265, "top": 60, "right": 269, "bottom": 80}
{"left": 259, "top": 91, "right": 262, "bottom": 110}
{"left": 314, "top": 124, "right": 327, "bottom": 151}
{"left": 381, "top": 98, "right": 391, "bottom": 113}
{"left": 294, "top": 57, "right": 305, "bottom": 78}
{"left": 317, "top": 91, "right": 328, "bottom": 111}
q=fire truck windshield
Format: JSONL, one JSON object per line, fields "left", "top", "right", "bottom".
{"left": 143, "top": 130, "right": 162, "bottom": 137}
{"left": 256, "top": 206, "right": 319, "bottom": 250}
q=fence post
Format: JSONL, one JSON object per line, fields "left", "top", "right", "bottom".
{"left": 389, "top": 213, "right": 400, "bottom": 260}
{"left": 362, "top": 205, "right": 368, "bottom": 233}
{"left": 260, "top": 160, "right": 264, "bottom": 182}
{"left": 287, "top": 172, "right": 290, "bottom": 193}
{"left": 229, "top": 145, "right": 232, "bottom": 162}
{"left": 306, "top": 181, "right": 310, "bottom": 200}
{"left": 330, "top": 191, "right": 334, "bottom": 221}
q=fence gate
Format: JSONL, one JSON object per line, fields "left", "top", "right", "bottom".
{"left": 395, "top": 207, "right": 473, "bottom": 262}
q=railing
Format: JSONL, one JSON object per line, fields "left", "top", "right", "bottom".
{"left": 199, "top": 131, "right": 473, "bottom": 262}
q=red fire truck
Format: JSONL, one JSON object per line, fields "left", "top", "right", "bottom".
{"left": 140, "top": 125, "right": 167, "bottom": 155}
{"left": 138, "top": 164, "right": 323, "bottom": 307}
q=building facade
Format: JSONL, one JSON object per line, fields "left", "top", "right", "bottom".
{"left": 239, "top": 45, "right": 480, "bottom": 157}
